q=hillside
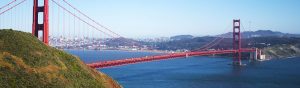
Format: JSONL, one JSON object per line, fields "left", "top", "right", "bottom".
{"left": 217, "top": 30, "right": 300, "bottom": 38}
{"left": 170, "top": 35, "right": 194, "bottom": 41}
{"left": 154, "top": 35, "right": 300, "bottom": 51}
{"left": 262, "top": 44, "right": 300, "bottom": 59}
{"left": 105, "top": 37, "right": 141, "bottom": 47}
{"left": 0, "top": 29, "right": 121, "bottom": 88}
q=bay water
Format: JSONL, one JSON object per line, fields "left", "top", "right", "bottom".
{"left": 66, "top": 50, "right": 300, "bottom": 88}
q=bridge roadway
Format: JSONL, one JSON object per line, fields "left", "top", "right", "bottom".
{"left": 87, "top": 48, "right": 256, "bottom": 68}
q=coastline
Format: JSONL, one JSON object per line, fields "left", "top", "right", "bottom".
{"left": 61, "top": 48, "right": 170, "bottom": 54}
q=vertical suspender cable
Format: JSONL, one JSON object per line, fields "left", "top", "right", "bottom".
{"left": 83, "top": 19, "right": 85, "bottom": 61}
{"left": 57, "top": 0, "right": 60, "bottom": 39}
{"left": 0, "top": 12, "right": 1, "bottom": 29}
{"left": 63, "top": 6, "right": 65, "bottom": 43}
{"left": 67, "top": 8, "right": 72, "bottom": 39}
{"left": 51, "top": 0, "right": 115, "bottom": 38}
{"left": 10, "top": 6, "right": 12, "bottom": 29}
{"left": 73, "top": 9, "right": 75, "bottom": 41}
{"left": 62, "top": 0, "right": 122, "bottom": 38}
{"left": 73, "top": 9, "right": 75, "bottom": 40}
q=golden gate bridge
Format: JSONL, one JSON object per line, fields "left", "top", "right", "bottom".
{"left": 0, "top": 0, "right": 261, "bottom": 69}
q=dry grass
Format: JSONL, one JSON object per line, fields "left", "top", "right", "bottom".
{"left": 0, "top": 29, "right": 121, "bottom": 88}
{"left": 0, "top": 52, "right": 121, "bottom": 88}
{"left": 0, "top": 52, "right": 67, "bottom": 82}
{"left": 0, "top": 53, "right": 13, "bottom": 71}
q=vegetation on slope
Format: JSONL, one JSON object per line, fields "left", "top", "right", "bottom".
{"left": 263, "top": 44, "right": 300, "bottom": 59}
{"left": 0, "top": 29, "right": 121, "bottom": 88}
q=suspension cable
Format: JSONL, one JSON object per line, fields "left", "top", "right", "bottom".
{"left": 0, "top": 0, "right": 27, "bottom": 16}
{"left": 0, "top": 0, "right": 17, "bottom": 10}
{"left": 51, "top": 0, "right": 115, "bottom": 38}
{"left": 193, "top": 22, "right": 232, "bottom": 51}
{"left": 62, "top": 0, "right": 123, "bottom": 38}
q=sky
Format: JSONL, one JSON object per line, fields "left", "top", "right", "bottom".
{"left": 1, "top": 0, "right": 300, "bottom": 38}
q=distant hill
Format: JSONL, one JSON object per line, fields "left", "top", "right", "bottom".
{"left": 0, "top": 29, "right": 121, "bottom": 88}
{"left": 170, "top": 35, "right": 194, "bottom": 41}
{"left": 156, "top": 36, "right": 216, "bottom": 50}
{"left": 155, "top": 35, "right": 300, "bottom": 51}
{"left": 217, "top": 30, "right": 300, "bottom": 38}
{"left": 263, "top": 44, "right": 300, "bottom": 59}
{"left": 105, "top": 37, "right": 141, "bottom": 47}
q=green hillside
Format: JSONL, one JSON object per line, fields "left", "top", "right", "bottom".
{"left": 0, "top": 29, "right": 121, "bottom": 88}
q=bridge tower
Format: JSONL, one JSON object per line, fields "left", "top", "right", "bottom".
{"left": 32, "top": 0, "right": 49, "bottom": 45}
{"left": 233, "top": 19, "right": 242, "bottom": 65}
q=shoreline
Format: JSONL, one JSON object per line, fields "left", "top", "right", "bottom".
{"left": 62, "top": 48, "right": 170, "bottom": 54}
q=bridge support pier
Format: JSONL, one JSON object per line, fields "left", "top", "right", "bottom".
{"left": 256, "top": 49, "right": 265, "bottom": 60}
{"left": 185, "top": 53, "right": 189, "bottom": 58}
{"left": 249, "top": 52, "right": 254, "bottom": 61}
{"left": 249, "top": 50, "right": 257, "bottom": 62}
{"left": 255, "top": 48, "right": 259, "bottom": 60}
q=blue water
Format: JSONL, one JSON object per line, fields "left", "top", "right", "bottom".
{"left": 67, "top": 50, "right": 300, "bottom": 88}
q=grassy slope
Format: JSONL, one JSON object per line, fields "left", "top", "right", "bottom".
{"left": 263, "top": 44, "right": 300, "bottom": 59}
{"left": 0, "top": 29, "right": 121, "bottom": 88}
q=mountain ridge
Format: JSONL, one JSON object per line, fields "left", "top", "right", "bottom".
{"left": 216, "top": 30, "right": 300, "bottom": 38}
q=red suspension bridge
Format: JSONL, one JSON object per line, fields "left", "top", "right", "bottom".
{"left": 0, "top": 0, "right": 261, "bottom": 69}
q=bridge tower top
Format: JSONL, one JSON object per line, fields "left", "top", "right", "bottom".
{"left": 32, "top": 0, "right": 49, "bottom": 45}
{"left": 233, "top": 19, "right": 242, "bottom": 65}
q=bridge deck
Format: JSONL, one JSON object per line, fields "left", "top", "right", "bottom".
{"left": 87, "top": 48, "right": 256, "bottom": 68}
